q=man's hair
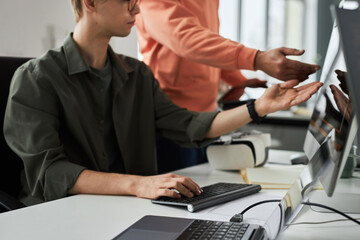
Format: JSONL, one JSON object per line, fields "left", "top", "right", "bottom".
{"left": 71, "top": 0, "right": 82, "bottom": 21}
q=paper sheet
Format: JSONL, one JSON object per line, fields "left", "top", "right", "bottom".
{"left": 241, "top": 164, "right": 324, "bottom": 191}
{"left": 241, "top": 165, "right": 306, "bottom": 189}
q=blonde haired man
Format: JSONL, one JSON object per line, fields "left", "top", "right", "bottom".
{"left": 4, "top": 0, "right": 322, "bottom": 205}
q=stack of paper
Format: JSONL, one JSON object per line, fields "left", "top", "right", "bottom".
{"left": 240, "top": 165, "right": 314, "bottom": 189}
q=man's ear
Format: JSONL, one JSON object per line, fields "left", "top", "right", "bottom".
{"left": 83, "top": 0, "right": 96, "bottom": 12}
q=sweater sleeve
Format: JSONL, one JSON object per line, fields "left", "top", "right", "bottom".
{"left": 221, "top": 69, "right": 247, "bottom": 87}
{"left": 137, "top": 0, "right": 258, "bottom": 70}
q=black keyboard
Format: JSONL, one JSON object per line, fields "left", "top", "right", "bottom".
{"left": 151, "top": 182, "right": 261, "bottom": 212}
{"left": 177, "top": 219, "right": 266, "bottom": 240}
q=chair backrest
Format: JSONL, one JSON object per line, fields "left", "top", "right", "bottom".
{"left": 0, "top": 56, "right": 32, "bottom": 198}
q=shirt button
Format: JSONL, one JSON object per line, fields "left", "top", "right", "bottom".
{"left": 99, "top": 120, "right": 104, "bottom": 124}
{"left": 100, "top": 88, "right": 104, "bottom": 93}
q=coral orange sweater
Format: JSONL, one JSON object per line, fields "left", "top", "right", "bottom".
{"left": 136, "top": 0, "right": 258, "bottom": 111}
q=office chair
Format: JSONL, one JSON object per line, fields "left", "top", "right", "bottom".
{"left": 0, "top": 56, "right": 32, "bottom": 213}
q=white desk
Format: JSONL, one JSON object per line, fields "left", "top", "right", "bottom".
{"left": 0, "top": 150, "right": 359, "bottom": 240}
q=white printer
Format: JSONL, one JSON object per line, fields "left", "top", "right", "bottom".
{"left": 206, "top": 131, "right": 271, "bottom": 170}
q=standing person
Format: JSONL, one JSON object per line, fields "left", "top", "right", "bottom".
{"left": 136, "top": 0, "right": 321, "bottom": 171}
{"left": 4, "top": 0, "right": 322, "bottom": 206}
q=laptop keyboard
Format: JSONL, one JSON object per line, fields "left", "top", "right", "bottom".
{"left": 177, "top": 219, "right": 265, "bottom": 240}
{"left": 152, "top": 182, "right": 261, "bottom": 212}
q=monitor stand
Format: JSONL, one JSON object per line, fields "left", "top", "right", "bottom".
{"left": 308, "top": 190, "right": 360, "bottom": 214}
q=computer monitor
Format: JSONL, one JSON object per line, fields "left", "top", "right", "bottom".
{"left": 336, "top": 7, "right": 360, "bottom": 125}
{"left": 263, "top": 6, "right": 360, "bottom": 238}
{"left": 302, "top": 7, "right": 358, "bottom": 198}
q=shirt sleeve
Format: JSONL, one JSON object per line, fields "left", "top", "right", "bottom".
{"left": 221, "top": 69, "right": 247, "bottom": 87}
{"left": 3, "top": 65, "right": 86, "bottom": 203}
{"left": 137, "top": 0, "right": 258, "bottom": 70}
{"left": 139, "top": 63, "right": 219, "bottom": 147}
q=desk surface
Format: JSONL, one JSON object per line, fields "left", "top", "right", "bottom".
{"left": 0, "top": 150, "right": 359, "bottom": 240}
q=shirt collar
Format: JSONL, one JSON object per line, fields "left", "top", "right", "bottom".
{"left": 107, "top": 45, "right": 133, "bottom": 81}
{"left": 63, "top": 33, "right": 134, "bottom": 79}
{"left": 63, "top": 33, "right": 90, "bottom": 75}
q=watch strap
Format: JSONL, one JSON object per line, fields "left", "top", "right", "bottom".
{"left": 246, "top": 99, "right": 266, "bottom": 124}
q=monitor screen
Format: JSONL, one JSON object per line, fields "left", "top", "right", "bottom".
{"left": 336, "top": 7, "right": 360, "bottom": 124}
{"left": 264, "top": 6, "right": 360, "bottom": 238}
{"left": 303, "top": 8, "right": 358, "bottom": 198}
{"left": 275, "top": 32, "right": 358, "bottom": 231}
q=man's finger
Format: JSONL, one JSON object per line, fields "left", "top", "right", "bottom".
{"left": 280, "top": 74, "right": 309, "bottom": 81}
{"left": 272, "top": 61, "right": 319, "bottom": 81}
{"left": 279, "top": 80, "right": 300, "bottom": 89}
{"left": 290, "top": 83, "right": 322, "bottom": 105}
{"left": 295, "top": 82, "right": 323, "bottom": 99}
{"left": 290, "top": 93, "right": 313, "bottom": 106}
{"left": 295, "top": 81, "right": 322, "bottom": 91}
{"left": 165, "top": 175, "right": 202, "bottom": 196}
{"left": 280, "top": 47, "right": 305, "bottom": 56}
{"left": 180, "top": 177, "right": 202, "bottom": 195}
{"left": 163, "top": 179, "right": 193, "bottom": 198}
{"left": 286, "top": 59, "right": 320, "bottom": 72}
{"left": 159, "top": 189, "right": 181, "bottom": 198}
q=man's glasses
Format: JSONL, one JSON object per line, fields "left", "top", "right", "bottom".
{"left": 128, "top": 0, "right": 138, "bottom": 12}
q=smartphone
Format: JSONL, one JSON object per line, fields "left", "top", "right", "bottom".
{"left": 218, "top": 86, "right": 247, "bottom": 110}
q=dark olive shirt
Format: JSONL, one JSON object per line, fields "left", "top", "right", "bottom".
{"left": 3, "top": 34, "right": 218, "bottom": 205}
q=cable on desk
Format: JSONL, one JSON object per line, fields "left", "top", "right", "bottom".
{"left": 301, "top": 201, "right": 360, "bottom": 225}
{"left": 230, "top": 199, "right": 283, "bottom": 239}
{"left": 240, "top": 200, "right": 281, "bottom": 215}
{"left": 231, "top": 198, "right": 360, "bottom": 238}
{"left": 237, "top": 199, "right": 360, "bottom": 226}
{"left": 288, "top": 218, "right": 360, "bottom": 226}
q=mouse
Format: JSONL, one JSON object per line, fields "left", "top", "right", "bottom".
{"left": 290, "top": 154, "right": 309, "bottom": 165}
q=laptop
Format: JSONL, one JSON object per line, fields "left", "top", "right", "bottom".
{"left": 113, "top": 6, "right": 359, "bottom": 240}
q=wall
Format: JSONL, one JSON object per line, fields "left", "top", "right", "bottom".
{"left": 0, "top": 0, "right": 138, "bottom": 58}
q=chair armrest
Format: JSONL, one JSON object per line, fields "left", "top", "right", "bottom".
{"left": 0, "top": 190, "right": 25, "bottom": 213}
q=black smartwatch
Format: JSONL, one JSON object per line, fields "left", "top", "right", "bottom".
{"left": 246, "top": 99, "right": 266, "bottom": 124}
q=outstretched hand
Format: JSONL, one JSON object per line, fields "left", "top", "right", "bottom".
{"left": 254, "top": 47, "right": 321, "bottom": 81}
{"left": 255, "top": 80, "right": 323, "bottom": 117}
{"left": 134, "top": 173, "right": 203, "bottom": 199}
